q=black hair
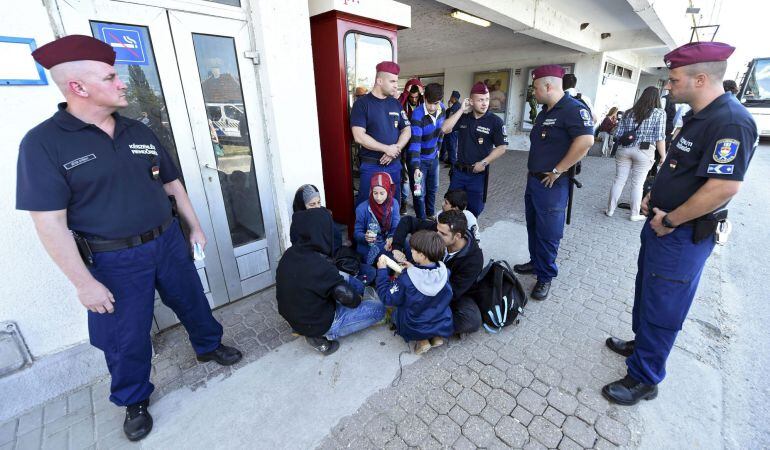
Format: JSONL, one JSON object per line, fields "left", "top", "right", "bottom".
{"left": 562, "top": 73, "right": 577, "bottom": 90}
{"left": 723, "top": 79, "right": 738, "bottom": 93}
{"left": 437, "top": 209, "right": 467, "bottom": 237}
{"left": 443, "top": 189, "right": 468, "bottom": 211}
{"left": 424, "top": 83, "right": 444, "bottom": 103}
{"left": 409, "top": 230, "right": 446, "bottom": 263}
{"left": 628, "top": 86, "right": 661, "bottom": 124}
{"left": 409, "top": 84, "right": 421, "bottom": 94}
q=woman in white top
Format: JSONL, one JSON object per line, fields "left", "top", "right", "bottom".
{"left": 605, "top": 87, "right": 667, "bottom": 220}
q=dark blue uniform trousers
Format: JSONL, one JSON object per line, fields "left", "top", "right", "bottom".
{"left": 626, "top": 221, "right": 714, "bottom": 385}
{"left": 524, "top": 174, "right": 569, "bottom": 283}
{"left": 88, "top": 220, "right": 223, "bottom": 406}
{"left": 449, "top": 169, "right": 485, "bottom": 217}
{"left": 357, "top": 161, "right": 402, "bottom": 206}
{"left": 440, "top": 131, "right": 458, "bottom": 165}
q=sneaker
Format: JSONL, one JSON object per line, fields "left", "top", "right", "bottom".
{"left": 429, "top": 337, "right": 445, "bottom": 348}
{"left": 604, "top": 209, "right": 614, "bottom": 217}
{"left": 306, "top": 336, "right": 340, "bottom": 355}
{"left": 414, "top": 339, "right": 431, "bottom": 355}
{"left": 630, "top": 214, "right": 646, "bottom": 222}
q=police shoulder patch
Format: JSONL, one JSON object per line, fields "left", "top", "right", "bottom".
{"left": 707, "top": 164, "right": 734, "bottom": 175}
{"left": 579, "top": 109, "right": 591, "bottom": 121}
{"left": 713, "top": 138, "right": 739, "bottom": 163}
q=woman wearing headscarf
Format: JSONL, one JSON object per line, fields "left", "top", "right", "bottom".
{"left": 354, "top": 172, "right": 400, "bottom": 269}
{"left": 291, "top": 184, "right": 347, "bottom": 262}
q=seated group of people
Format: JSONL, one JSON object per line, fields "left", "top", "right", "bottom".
{"left": 276, "top": 175, "right": 484, "bottom": 355}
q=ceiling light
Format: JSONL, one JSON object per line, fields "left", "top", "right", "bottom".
{"left": 601, "top": 32, "right": 611, "bottom": 39}
{"left": 450, "top": 9, "right": 491, "bottom": 27}
{"left": 686, "top": 7, "right": 701, "bottom": 14}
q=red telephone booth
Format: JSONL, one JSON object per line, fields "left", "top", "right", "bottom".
{"left": 310, "top": 10, "right": 404, "bottom": 232}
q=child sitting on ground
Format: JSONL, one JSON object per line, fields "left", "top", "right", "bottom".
{"left": 375, "top": 230, "right": 453, "bottom": 354}
{"left": 441, "top": 189, "right": 480, "bottom": 242}
{"left": 354, "top": 172, "right": 400, "bottom": 281}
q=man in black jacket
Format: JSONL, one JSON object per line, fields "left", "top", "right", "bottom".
{"left": 277, "top": 208, "right": 385, "bottom": 355}
{"left": 392, "top": 210, "right": 483, "bottom": 334}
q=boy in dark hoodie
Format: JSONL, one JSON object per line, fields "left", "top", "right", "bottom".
{"left": 376, "top": 230, "right": 454, "bottom": 354}
{"left": 277, "top": 208, "right": 385, "bottom": 355}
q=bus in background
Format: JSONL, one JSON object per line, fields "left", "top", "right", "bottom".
{"left": 738, "top": 57, "right": 770, "bottom": 138}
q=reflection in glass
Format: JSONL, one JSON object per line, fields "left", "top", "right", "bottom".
{"left": 90, "top": 22, "right": 183, "bottom": 183}
{"left": 192, "top": 34, "right": 264, "bottom": 247}
{"left": 343, "top": 33, "right": 393, "bottom": 199}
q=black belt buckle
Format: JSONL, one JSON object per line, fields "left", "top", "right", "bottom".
{"left": 140, "top": 230, "right": 155, "bottom": 244}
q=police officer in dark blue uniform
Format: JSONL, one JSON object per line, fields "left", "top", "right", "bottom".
{"left": 439, "top": 90, "right": 461, "bottom": 166}
{"left": 603, "top": 42, "right": 757, "bottom": 405}
{"left": 350, "top": 61, "right": 411, "bottom": 206}
{"left": 440, "top": 82, "right": 508, "bottom": 218}
{"left": 514, "top": 65, "right": 594, "bottom": 300}
{"left": 16, "top": 35, "right": 242, "bottom": 441}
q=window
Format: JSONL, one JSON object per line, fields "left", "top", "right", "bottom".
{"left": 205, "top": 0, "right": 240, "bottom": 6}
{"left": 604, "top": 61, "right": 633, "bottom": 80}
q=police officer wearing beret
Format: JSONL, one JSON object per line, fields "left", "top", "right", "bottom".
{"left": 514, "top": 65, "right": 594, "bottom": 300}
{"left": 440, "top": 82, "right": 508, "bottom": 218}
{"left": 16, "top": 35, "right": 242, "bottom": 441}
{"left": 350, "top": 61, "right": 411, "bottom": 206}
{"left": 603, "top": 42, "right": 757, "bottom": 405}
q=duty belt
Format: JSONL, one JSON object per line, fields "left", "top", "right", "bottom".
{"left": 359, "top": 155, "right": 382, "bottom": 165}
{"left": 82, "top": 216, "right": 175, "bottom": 253}
{"left": 453, "top": 163, "right": 476, "bottom": 173}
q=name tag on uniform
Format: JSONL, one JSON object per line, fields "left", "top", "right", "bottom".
{"left": 476, "top": 126, "right": 490, "bottom": 134}
{"left": 63, "top": 154, "right": 96, "bottom": 170}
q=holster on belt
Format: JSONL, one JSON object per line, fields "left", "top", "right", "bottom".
{"left": 72, "top": 231, "right": 94, "bottom": 267}
{"left": 692, "top": 209, "right": 728, "bottom": 243}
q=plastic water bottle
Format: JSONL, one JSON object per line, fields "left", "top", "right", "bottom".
{"left": 413, "top": 170, "right": 423, "bottom": 197}
{"left": 367, "top": 221, "right": 380, "bottom": 245}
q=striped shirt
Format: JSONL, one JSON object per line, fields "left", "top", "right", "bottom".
{"left": 614, "top": 108, "right": 666, "bottom": 145}
{"left": 408, "top": 102, "right": 445, "bottom": 169}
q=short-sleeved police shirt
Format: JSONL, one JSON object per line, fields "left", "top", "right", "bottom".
{"left": 528, "top": 94, "right": 594, "bottom": 173}
{"left": 349, "top": 93, "right": 409, "bottom": 161}
{"left": 650, "top": 93, "right": 757, "bottom": 212}
{"left": 16, "top": 103, "right": 180, "bottom": 239}
{"left": 451, "top": 111, "right": 508, "bottom": 165}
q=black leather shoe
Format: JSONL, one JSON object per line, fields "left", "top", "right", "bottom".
{"left": 400, "top": 202, "right": 407, "bottom": 215}
{"left": 602, "top": 375, "right": 658, "bottom": 405}
{"left": 513, "top": 262, "right": 535, "bottom": 274}
{"left": 531, "top": 281, "right": 550, "bottom": 300}
{"left": 307, "top": 336, "right": 340, "bottom": 355}
{"left": 606, "top": 337, "right": 635, "bottom": 357}
{"left": 196, "top": 344, "right": 243, "bottom": 366}
{"left": 124, "top": 399, "right": 153, "bottom": 441}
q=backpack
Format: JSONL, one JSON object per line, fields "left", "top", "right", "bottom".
{"left": 471, "top": 260, "right": 527, "bottom": 333}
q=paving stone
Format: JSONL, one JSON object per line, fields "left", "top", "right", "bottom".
{"left": 595, "top": 415, "right": 630, "bottom": 446}
{"left": 523, "top": 438, "right": 549, "bottom": 450}
{"left": 575, "top": 404, "right": 599, "bottom": 425}
{"left": 426, "top": 387, "right": 455, "bottom": 415}
{"left": 472, "top": 380, "right": 492, "bottom": 397}
{"left": 416, "top": 435, "right": 443, "bottom": 450}
{"left": 448, "top": 405, "right": 470, "bottom": 426}
{"left": 15, "top": 408, "right": 42, "bottom": 437}
{"left": 14, "top": 429, "right": 42, "bottom": 450}
{"left": 450, "top": 366, "right": 478, "bottom": 389}
{"left": 44, "top": 409, "right": 91, "bottom": 437}
{"left": 543, "top": 406, "right": 567, "bottom": 427}
{"left": 416, "top": 404, "right": 437, "bottom": 426}
{"left": 507, "top": 365, "right": 535, "bottom": 387}
{"left": 529, "top": 379, "right": 551, "bottom": 396}
{"left": 467, "top": 359, "right": 485, "bottom": 373}
{"left": 383, "top": 436, "right": 408, "bottom": 450}
{"left": 474, "top": 346, "right": 497, "bottom": 365}
{"left": 547, "top": 389, "right": 580, "bottom": 416}
{"left": 562, "top": 416, "right": 598, "bottom": 448}
{"left": 396, "top": 415, "right": 428, "bottom": 447}
{"left": 461, "top": 416, "right": 494, "bottom": 447}
{"left": 452, "top": 435, "right": 476, "bottom": 450}
{"left": 487, "top": 389, "right": 517, "bottom": 415}
{"left": 495, "top": 415, "right": 529, "bottom": 448}
{"left": 67, "top": 389, "right": 92, "bottom": 414}
{"left": 558, "top": 435, "right": 584, "bottom": 450}
{"left": 41, "top": 428, "right": 68, "bottom": 450}
{"left": 429, "top": 415, "right": 461, "bottom": 446}
{"left": 364, "top": 414, "right": 396, "bottom": 447}
{"left": 479, "top": 365, "right": 507, "bottom": 389}
{"left": 480, "top": 405, "right": 503, "bottom": 426}
{"left": 456, "top": 388, "right": 486, "bottom": 415}
{"left": 527, "top": 416, "right": 563, "bottom": 448}
{"left": 517, "top": 387, "right": 548, "bottom": 415}
{"left": 511, "top": 405, "right": 534, "bottom": 426}
{"left": 502, "top": 379, "right": 523, "bottom": 397}
{"left": 68, "top": 417, "right": 96, "bottom": 448}
{"left": 0, "top": 420, "right": 15, "bottom": 446}
{"left": 43, "top": 398, "right": 67, "bottom": 425}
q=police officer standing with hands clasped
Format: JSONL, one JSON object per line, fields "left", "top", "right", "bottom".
{"left": 16, "top": 35, "right": 242, "bottom": 441}
{"left": 514, "top": 65, "right": 594, "bottom": 300}
{"left": 441, "top": 81, "right": 508, "bottom": 218}
{"left": 602, "top": 42, "right": 757, "bottom": 405}
{"left": 350, "top": 61, "right": 411, "bottom": 205}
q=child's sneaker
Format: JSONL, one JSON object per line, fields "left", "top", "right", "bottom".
{"left": 430, "top": 337, "right": 445, "bottom": 348}
{"left": 414, "top": 339, "right": 431, "bottom": 355}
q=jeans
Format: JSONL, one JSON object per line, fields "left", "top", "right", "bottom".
{"left": 410, "top": 158, "right": 440, "bottom": 219}
{"left": 325, "top": 292, "right": 386, "bottom": 340}
{"left": 607, "top": 144, "right": 656, "bottom": 216}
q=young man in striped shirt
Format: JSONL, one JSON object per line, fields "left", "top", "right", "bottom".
{"left": 408, "top": 83, "right": 445, "bottom": 219}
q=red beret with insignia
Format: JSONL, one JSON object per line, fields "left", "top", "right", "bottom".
{"left": 532, "top": 65, "right": 565, "bottom": 80}
{"left": 663, "top": 42, "right": 735, "bottom": 69}
{"left": 470, "top": 81, "right": 488, "bottom": 95}
{"left": 376, "top": 61, "right": 400, "bottom": 75}
{"left": 32, "top": 35, "right": 116, "bottom": 69}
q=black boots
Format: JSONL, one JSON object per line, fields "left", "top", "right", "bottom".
{"left": 124, "top": 399, "right": 153, "bottom": 441}
{"left": 306, "top": 336, "right": 340, "bottom": 355}
{"left": 605, "top": 337, "right": 635, "bottom": 357}
{"left": 602, "top": 375, "right": 658, "bottom": 405}
{"left": 531, "top": 281, "right": 551, "bottom": 300}
{"left": 513, "top": 261, "right": 535, "bottom": 274}
{"left": 196, "top": 344, "right": 243, "bottom": 366}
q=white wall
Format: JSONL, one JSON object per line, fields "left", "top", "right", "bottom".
{"left": 593, "top": 51, "right": 644, "bottom": 119}
{"left": 0, "top": 1, "right": 90, "bottom": 359}
{"left": 399, "top": 43, "right": 605, "bottom": 150}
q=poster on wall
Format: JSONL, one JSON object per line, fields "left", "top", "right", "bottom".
{"left": 472, "top": 69, "right": 510, "bottom": 123}
{"left": 520, "top": 64, "right": 574, "bottom": 131}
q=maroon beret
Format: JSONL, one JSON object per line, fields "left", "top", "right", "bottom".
{"left": 32, "top": 35, "right": 116, "bottom": 69}
{"left": 532, "top": 65, "right": 565, "bottom": 80}
{"left": 376, "top": 61, "right": 400, "bottom": 75}
{"left": 470, "top": 81, "right": 488, "bottom": 95}
{"left": 664, "top": 42, "right": 735, "bottom": 69}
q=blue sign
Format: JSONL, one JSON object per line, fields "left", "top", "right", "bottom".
{"left": 93, "top": 24, "right": 148, "bottom": 66}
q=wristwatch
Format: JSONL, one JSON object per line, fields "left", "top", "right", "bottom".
{"left": 480, "top": 160, "right": 489, "bottom": 167}
{"left": 551, "top": 168, "right": 561, "bottom": 175}
{"left": 662, "top": 215, "right": 677, "bottom": 228}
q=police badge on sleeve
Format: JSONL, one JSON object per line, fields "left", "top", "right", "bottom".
{"left": 579, "top": 109, "right": 593, "bottom": 126}
{"left": 712, "top": 138, "right": 739, "bottom": 163}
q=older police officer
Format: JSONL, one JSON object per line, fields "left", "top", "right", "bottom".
{"left": 350, "top": 61, "right": 411, "bottom": 205}
{"left": 602, "top": 42, "right": 757, "bottom": 405}
{"left": 514, "top": 65, "right": 594, "bottom": 300}
{"left": 16, "top": 35, "right": 242, "bottom": 441}
{"left": 440, "top": 82, "right": 508, "bottom": 218}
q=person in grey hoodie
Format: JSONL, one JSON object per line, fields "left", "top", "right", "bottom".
{"left": 376, "top": 230, "right": 454, "bottom": 354}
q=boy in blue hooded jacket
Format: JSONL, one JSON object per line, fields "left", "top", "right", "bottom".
{"left": 376, "top": 230, "right": 453, "bottom": 354}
